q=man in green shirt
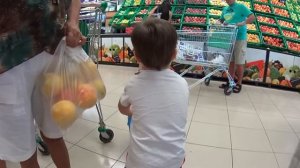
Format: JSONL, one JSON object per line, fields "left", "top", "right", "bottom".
{"left": 219, "top": 0, "right": 255, "bottom": 93}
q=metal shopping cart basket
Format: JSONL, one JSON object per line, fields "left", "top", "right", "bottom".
{"left": 175, "top": 25, "right": 238, "bottom": 95}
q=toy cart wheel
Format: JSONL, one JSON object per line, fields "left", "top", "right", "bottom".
{"left": 204, "top": 78, "right": 210, "bottom": 86}
{"left": 37, "top": 140, "right": 50, "bottom": 155}
{"left": 224, "top": 86, "right": 232, "bottom": 96}
{"left": 99, "top": 129, "right": 114, "bottom": 143}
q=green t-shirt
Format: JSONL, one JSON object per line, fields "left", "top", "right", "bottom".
{"left": 220, "top": 2, "right": 252, "bottom": 40}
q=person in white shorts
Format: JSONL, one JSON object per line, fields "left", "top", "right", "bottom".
{"left": 0, "top": 0, "right": 85, "bottom": 167}
{"left": 119, "top": 18, "right": 189, "bottom": 168}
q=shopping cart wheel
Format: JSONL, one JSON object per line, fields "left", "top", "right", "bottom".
{"left": 224, "top": 86, "right": 232, "bottom": 96}
{"left": 37, "top": 140, "right": 50, "bottom": 155}
{"left": 204, "top": 78, "right": 210, "bottom": 86}
{"left": 99, "top": 129, "right": 114, "bottom": 143}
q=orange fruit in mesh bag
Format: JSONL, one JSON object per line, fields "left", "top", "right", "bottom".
{"left": 91, "top": 80, "right": 106, "bottom": 100}
{"left": 42, "top": 73, "right": 63, "bottom": 97}
{"left": 51, "top": 100, "right": 77, "bottom": 129}
{"left": 77, "top": 83, "right": 97, "bottom": 109}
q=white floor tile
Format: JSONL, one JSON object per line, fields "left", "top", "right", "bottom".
{"left": 196, "top": 96, "right": 227, "bottom": 110}
{"left": 112, "top": 161, "right": 126, "bottom": 168}
{"left": 275, "top": 153, "right": 293, "bottom": 168}
{"left": 259, "top": 113, "right": 293, "bottom": 132}
{"left": 193, "top": 107, "right": 229, "bottom": 125}
{"left": 267, "top": 131, "right": 299, "bottom": 154}
{"left": 47, "top": 146, "right": 117, "bottom": 168}
{"left": 105, "top": 112, "right": 129, "bottom": 131}
{"left": 227, "top": 99, "right": 256, "bottom": 113}
{"left": 183, "top": 144, "right": 232, "bottom": 168}
{"left": 231, "top": 127, "right": 273, "bottom": 152}
{"left": 63, "top": 118, "right": 98, "bottom": 144}
{"left": 233, "top": 150, "right": 279, "bottom": 168}
{"left": 253, "top": 103, "right": 281, "bottom": 114}
{"left": 248, "top": 92, "right": 274, "bottom": 105}
{"left": 229, "top": 111, "right": 263, "bottom": 129}
{"left": 187, "top": 105, "right": 196, "bottom": 121}
{"left": 77, "top": 128, "right": 129, "bottom": 160}
{"left": 101, "top": 93, "right": 122, "bottom": 107}
{"left": 187, "top": 122, "right": 231, "bottom": 148}
{"left": 286, "top": 118, "right": 300, "bottom": 133}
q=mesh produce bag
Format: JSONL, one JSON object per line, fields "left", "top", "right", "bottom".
{"left": 33, "top": 38, "right": 106, "bottom": 129}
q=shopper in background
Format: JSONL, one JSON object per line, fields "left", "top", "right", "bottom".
{"left": 149, "top": 0, "right": 172, "bottom": 21}
{"left": 0, "top": 0, "right": 85, "bottom": 168}
{"left": 119, "top": 18, "right": 189, "bottom": 168}
{"left": 218, "top": 0, "right": 255, "bottom": 93}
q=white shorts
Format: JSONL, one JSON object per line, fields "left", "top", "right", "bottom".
{"left": 0, "top": 52, "right": 62, "bottom": 162}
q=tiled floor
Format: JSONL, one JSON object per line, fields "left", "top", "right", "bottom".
{"left": 6, "top": 65, "right": 300, "bottom": 168}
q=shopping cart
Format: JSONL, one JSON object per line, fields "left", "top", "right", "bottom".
{"left": 175, "top": 25, "right": 238, "bottom": 95}
{"left": 36, "top": 2, "right": 113, "bottom": 155}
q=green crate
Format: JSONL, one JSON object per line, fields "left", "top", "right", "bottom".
{"left": 272, "top": 6, "right": 291, "bottom": 18}
{"left": 172, "top": 6, "right": 185, "bottom": 15}
{"left": 247, "top": 31, "right": 263, "bottom": 46}
{"left": 208, "top": 15, "right": 220, "bottom": 25}
{"left": 171, "top": 14, "right": 183, "bottom": 26}
{"left": 126, "top": 7, "right": 138, "bottom": 16}
{"left": 247, "top": 21, "right": 259, "bottom": 32}
{"left": 258, "top": 22, "right": 282, "bottom": 36}
{"left": 122, "top": 0, "right": 132, "bottom": 7}
{"left": 132, "top": 0, "right": 144, "bottom": 6}
{"left": 210, "top": 0, "right": 227, "bottom": 7}
{"left": 256, "top": 13, "right": 277, "bottom": 25}
{"left": 182, "top": 14, "right": 208, "bottom": 25}
{"left": 270, "top": 0, "right": 287, "bottom": 9}
{"left": 237, "top": 0, "right": 253, "bottom": 10}
{"left": 261, "top": 33, "right": 287, "bottom": 50}
{"left": 175, "top": 0, "right": 186, "bottom": 5}
{"left": 184, "top": 6, "right": 208, "bottom": 15}
{"left": 180, "top": 23, "right": 206, "bottom": 30}
{"left": 252, "top": 2, "right": 273, "bottom": 14}
{"left": 290, "top": 11, "right": 299, "bottom": 22}
{"left": 275, "top": 17, "right": 297, "bottom": 31}
{"left": 285, "top": 38, "right": 300, "bottom": 53}
{"left": 109, "top": 15, "right": 123, "bottom": 27}
{"left": 208, "top": 7, "right": 222, "bottom": 17}
{"left": 281, "top": 27, "right": 299, "bottom": 39}
{"left": 116, "top": 7, "right": 127, "bottom": 17}
{"left": 185, "top": 0, "right": 209, "bottom": 5}
{"left": 253, "top": 0, "right": 269, "bottom": 4}
{"left": 136, "top": 6, "right": 150, "bottom": 15}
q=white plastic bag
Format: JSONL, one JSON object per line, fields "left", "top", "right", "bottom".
{"left": 34, "top": 38, "right": 106, "bottom": 129}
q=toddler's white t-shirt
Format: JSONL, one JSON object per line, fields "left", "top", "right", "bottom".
{"left": 120, "top": 69, "right": 189, "bottom": 168}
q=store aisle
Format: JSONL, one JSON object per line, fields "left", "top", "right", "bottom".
{"left": 6, "top": 65, "right": 300, "bottom": 168}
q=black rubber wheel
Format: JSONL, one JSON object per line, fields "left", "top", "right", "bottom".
{"left": 204, "top": 78, "right": 210, "bottom": 86}
{"left": 224, "top": 86, "right": 232, "bottom": 96}
{"left": 99, "top": 129, "right": 114, "bottom": 143}
{"left": 37, "top": 140, "right": 50, "bottom": 155}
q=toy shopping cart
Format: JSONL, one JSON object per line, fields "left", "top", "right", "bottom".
{"left": 36, "top": 2, "right": 113, "bottom": 155}
{"left": 175, "top": 25, "right": 238, "bottom": 95}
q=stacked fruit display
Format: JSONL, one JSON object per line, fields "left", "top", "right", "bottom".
{"left": 247, "top": 24, "right": 257, "bottom": 31}
{"left": 247, "top": 33, "right": 260, "bottom": 43}
{"left": 133, "top": 0, "right": 141, "bottom": 6}
{"left": 209, "top": 9, "right": 222, "bottom": 16}
{"left": 257, "top": 16, "right": 276, "bottom": 24}
{"left": 182, "top": 26, "right": 203, "bottom": 31}
{"left": 128, "top": 10, "right": 135, "bottom": 15}
{"left": 174, "top": 8, "right": 184, "bottom": 14}
{"left": 209, "top": 18, "right": 219, "bottom": 24}
{"left": 277, "top": 20, "right": 294, "bottom": 29}
{"left": 185, "top": 8, "right": 206, "bottom": 14}
{"left": 254, "top": 4, "right": 271, "bottom": 13}
{"left": 290, "top": 12, "right": 298, "bottom": 21}
{"left": 186, "top": 0, "right": 207, "bottom": 4}
{"left": 237, "top": 1, "right": 251, "bottom": 9}
{"left": 119, "top": 10, "right": 126, "bottom": 15}
{"left": 263, "top": 36, "right": 285, "bottom": 48}
{"left": 254, "top": 0, "right": 268, "bottom": 3}
{"left": 260, "top": 25, "right": 280, "bottom": 35}
{"left": 210, "top": 0, "right": 226, "bottom": 6}
{"left": 139, "top": 9, "right": 148, "bottom": 14}
{"left": 282, "top": 30, "right": 299, "bottom": 38}
{"left": 120, "top": 19, "right": 130, "bottom": 25}
{"left": 111, "top": 18, "right": 121, "bottom": 24}
{"left": 273, "top": 8, "right": 290, "bottom": 18}
{"left": 287, "top": 41, "right": 300, "bottom": 51}
{"left": 134, "top": 16, "right": 143, "bottom": 22}
{"left": 184, "top": 16, "right": 206, "bottom": 24}
{"left": 271, "top": 0, "right": 285, "bottom": 7}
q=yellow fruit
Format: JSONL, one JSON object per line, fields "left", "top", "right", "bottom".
{"left": 92, "top": 80, "right": 106, "bottom": 100}
{"left": 51, "top": 100, "right": 77, "bottom": 129}
{"left": 42, "top": 73, "right": 63, "bottom": 97}
{"left": 77, "top": 84, "right": 97, "bottom": 109}
{"left": 272, "top": 79, "right": 280, "bottom": 85}
{"left": 279, "top": 68, "right": 286, "bottom": 76}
